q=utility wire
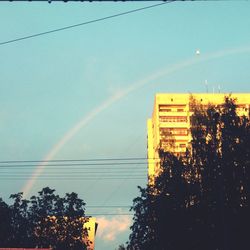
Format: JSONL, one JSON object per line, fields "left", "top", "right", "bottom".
{"left": 0, "top": 172, "right": 146, "bottom": 175}
{"left": 0, "top": 175, "right": 146, "bottom": 177}
{"left": 0, "top": 178, "right": 146, "bottom": 181}
{"left": 0, "top": 169, "right": 146, "bottom": 172}
{"left": 0, "top": 1, "right": 174, "bottom": 46}
{"left": 0, "top": 174, "right": 147, "bottom": 177}
{"left": 0, "top": 170, "right": 146, "bottom": 173}
{"left": 0, "top": 176, "right": 147, "bottom": 180}
{"left": 0, "top": 177, "right": 145, "bottom": 179}
{"left": 0, "top": 157, "right": 150, "bottom": 180}
{"left": 0, "top": 157, "right": 157, "bottom": 164}
{"left": 0, "top": 172, "right": 147, "bottom": 175}
{"left": 0, "top": 162, "right": 149, "bottom": 168}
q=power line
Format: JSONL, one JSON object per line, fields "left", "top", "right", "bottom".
{"left": 0, "top": 157, "right": 150, "bottom": 181}
{"left": 0, "top": 157, "right": 156, "bottom": 164}
{"left": 0, "top": 162, "right": 149, "bottom": 168}
{"left": 0, "top": 178, "right": 146, "bottom": 181}
{"left": 0, "top": 177, "right": 145, "bottom": 180}
{"left": 0, "top": 170, "right": 146, "bottom": 174}
{"left": 0, "top": 158, "right": 159, "bottom": 170}
{"left": 0, "top": 173, "right": 147, "bottom": 177}
{"left": 0, "top": 171, "right": 146, "bottom": 174}
{"left": 0, "top": 168, "right": 147, "bottom": 175}
{"left": 0, "top": 173, "right": 146, "bottom": 176}
{"left": 0, "top": 163, "right": 153, "bottom": 170}
{"left": 0, "top": 172, "right": 147, "bottom": 176}
{"left": 0, "top": 1, "right": 174, "bottom": 46}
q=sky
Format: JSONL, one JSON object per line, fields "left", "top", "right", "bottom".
{"left": 0, "top": 0, "right": 250, "bottom": 249}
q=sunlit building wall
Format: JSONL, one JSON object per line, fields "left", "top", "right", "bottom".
{"left": 147, "top": 93, "right": 250, "bottom": 185}
{"left": 84, "top": 217, "right": 98, "bottom": 250}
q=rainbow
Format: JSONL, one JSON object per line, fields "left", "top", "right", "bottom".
{"left": 22, "top": 45, "right": 250, "bottom": 197}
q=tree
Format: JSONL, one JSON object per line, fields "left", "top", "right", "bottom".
{"left": 9, "top": 193, "right": 31, "bottom": 247}
{"left": 30, "top": 187, "right": 88, "bottom": 250}
{"left": 116, "top": 244, "right": 127, "bottom": 250}
{"left": 190, "top": 96, "right": 250, "bottom": 250}
{"left": 128, "top": 152, "right": 196, "bottom": 250}
{"left": 127, "top": 96, "right": 250, "bottom": 250}
{"left": 0, "top": 198, "right": 12, "bottom": 247}
{"left": 0, "top": 187, "right": 88, "bottom": 250}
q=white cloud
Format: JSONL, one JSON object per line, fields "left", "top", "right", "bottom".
{"left": 97, "top": 213, "right": 131, "bottom": 242}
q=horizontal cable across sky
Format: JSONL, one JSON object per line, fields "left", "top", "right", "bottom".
{"left": 0, "top": 156, "right": 155, "bottom": 163}
{"left": 0, "top": 162, "right": 149, "bottom": 168}
{"left": 0, "top": 157, "right": 149, "bottom": 181}
{"left": 0, "top": 178, "right": 145, "bottom": 180}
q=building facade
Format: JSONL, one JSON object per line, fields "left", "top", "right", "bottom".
{"left": 147, "top": 93, "right": 250, "bottom": 185}
{"left": 83, "top": 217, "right": 98, "bottom": 250}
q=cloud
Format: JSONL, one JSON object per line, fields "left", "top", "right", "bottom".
{"left": 97, "top": 214, "right": 132, "bottom": 242}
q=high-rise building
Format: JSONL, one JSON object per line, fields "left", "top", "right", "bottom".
{"left": 84, "top": 217, "right": 98, "bottom": 250}
{"left": 147, "top": 93, "right": 250, "bottom": 185}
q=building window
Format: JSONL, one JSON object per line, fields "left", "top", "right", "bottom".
{"left": 160, "top": 128, "right": 188, "bottom": 136}
{"left": 177, "top": 108, "right": 184, "bottom": 112}
{"left": 159, "top": 105, "right": 172, "bottom": 112}
{"left": 159, "top": 116, "right": 187, "bottom": 123}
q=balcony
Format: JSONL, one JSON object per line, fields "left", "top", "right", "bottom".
{"left": 159, "top": 121, "right": 188, "bottom": 128}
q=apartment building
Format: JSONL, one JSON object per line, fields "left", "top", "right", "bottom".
{"left": 147, "top": 93, "right": 250, "bottom": 185}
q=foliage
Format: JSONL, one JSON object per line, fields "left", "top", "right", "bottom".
{"left": 116, "top": 244, "right": 127, "bottom": 250}
{"left": 0, "top": 198, "right": 12, "bottom": 247}
{"left": 0, "top": 187, "right": 88, "bottom": 250}
{"left": 127, "top": 96, "right": 250, "bottom": 250}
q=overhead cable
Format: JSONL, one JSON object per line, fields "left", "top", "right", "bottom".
{"left": 0, "top": 1, "right": 174, "bottom": 46}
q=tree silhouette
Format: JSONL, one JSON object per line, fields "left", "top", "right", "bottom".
{"left": 0, "top": 198, "right": 12, "bottom": 247}
{"left": 0, "top": 187, "right": 88, "bottom": 250}
{"left": 9, "top": 193, "right": 31, "bottom": 247}
{"left": 127, "top": 96, "right": 250, "bottom": 250}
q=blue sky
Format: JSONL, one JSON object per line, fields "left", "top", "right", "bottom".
{"left": 0, "top": 1, "right": 250, "bottom": 249}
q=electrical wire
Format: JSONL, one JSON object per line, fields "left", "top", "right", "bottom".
{"left": 0, "top": 157, "right": 157, "bottom": 164}
{"left": 0, "top": 158, "right": 149, "bottom": 181}
{"left": 0, "top": 169, "right": 146, "bottom": 172}
{"left": 0, "top": 179, "right": 145, "bottom": 181}
{"left": 2, "top": 175, "right": 142, "bottom": 179}
{"left": 0, "top": 162, "right": 149, "bottom": 168}
{"left": 0, "top": 170, "right": 147, "bottom": 174}
{"left": 0, "top": 173, "right": 146, "bottom": 176}
{"left": 0, "top": 1, "right": 174, "bottom": 46}
{"left": 0, "top": 158, "right": 157, "bottom": 173}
